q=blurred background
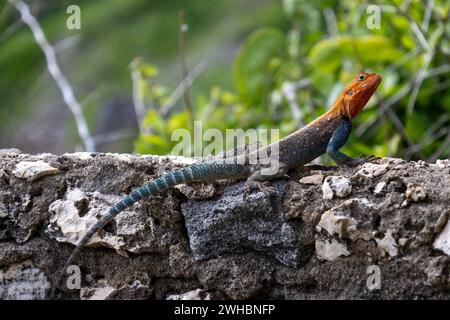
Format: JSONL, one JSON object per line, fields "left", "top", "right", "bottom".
{"left": 0, "top": 0, "right": 449, "bottom": 163}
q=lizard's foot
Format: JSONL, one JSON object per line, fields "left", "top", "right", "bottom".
{"left": 243, "top": 162, "right": 288, "bottom": 198}
{"left": 345, "top": 155, "right": 380, "bottom": 167}
{"left": 244, "top": 179, "right": 277, "bottom": 198}
{"left": 363, "top": 155, "right": 381, "bottom": 162}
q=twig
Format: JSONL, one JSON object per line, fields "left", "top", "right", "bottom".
{"left": 400, "top": 0, "right": 411, "bottom": 11}
{"left": 429, "top": 129, "right": 450, "bottom": 162}
{"left": 0, "top": 0, "right": 12, "bottom": 25}
{"left": 178, "top": 11, "right": 195, "bottom": 126}
{"left": 356, "top": 84, "right": 408, "bottom": 135}
{"left": 417, "top": 114, "right": 449, "bottom": 144}
{"left": 8, "top": 0, "right": 95, "bottom": 152}
{"left": 281, "top": 79, "right": 311, "bottom": 128}
{"left": 357, "top": 65, "right": 450, "bottom": 137}
{"left": 356, "top": 89, "right": 415, "bottom": 149}
{"left": 92, "top": 128, "right": 135, "bottom": 146}
{"left": 406, "top": 23, "right": 444, "bottom": 115}
{"left": 130, "top": 58, "right": 147, "bottom": 134}
{"left": 390, "top": 1, "right": 430, "bottom": 51}
{"left": 406, "top": 50, "right": 434, "bottom": 115}
{"left": 381, "top": 95, "right": 415, "bottom": 148}
{"left": 53, "top": 34, "right": 82, "bottom": 54}
{"left": 426, "top": 64, "right": 450, "bottom": 78}
{"left": 0, "top": 18, "right": 22, "bottom": 44}
{"left": 429, "top": 78, "right": 450, "bottom": 95}
{"left": 387, "top": 48, "right": 420, "bottom": 73}
{"left": 160, "top": 61, "right": 207, "bottom": 118}
{"left": 323, "top": 8, "right": 338, "bottom": 37}
{"left": 421, "top": 0, "right": 434, "bottom": 32}
{"left": 404, "top": 127, "right": 448, "bottom": 160}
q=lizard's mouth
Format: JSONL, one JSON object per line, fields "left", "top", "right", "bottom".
{"left": 358, "top": 74, "right": 382, "bottom": 100}
{"left": 350, "top": 73, "right": 382, "bottom": 118}
{"left": 372, "top": 73, "right": 382, "bottom": 86}
{"left": 361, "top": 73, "right": 382, "bottom": 90}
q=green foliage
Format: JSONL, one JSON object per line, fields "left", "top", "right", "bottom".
{"left": 308, "top": 35, "right": 402, "bottom": 72}
{"left": 1, "top": 0, "right": 449, "bottom": 161}
{"left": 136, "top": 0, "right": 450, "bottom": 161}
{"left": 234, "top": 28, "right": 286, "bottom": 105}
{"left": 135, "top": 110, "right": 191, "bottom": 155}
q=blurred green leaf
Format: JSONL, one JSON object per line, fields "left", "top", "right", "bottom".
{"left": 143, "top": 110, "right": 165, "bottom": 133}
{"left": 234, "top": 28, "right": 286, "bottom": 105}
{"left": 405, "top": 112, "right": 429, "bottom": 142}
{"left": 309, "top": 35, "right": 403, "bottom": 72}
{"left": 167, "top": 111, "right": 190, "bottom": 133}
{"left": 139, "top": 64, "right": 159, "bottom": 78}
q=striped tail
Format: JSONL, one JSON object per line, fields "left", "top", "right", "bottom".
{"left": 59, "top": 162, "right": 249, "bottom": 280}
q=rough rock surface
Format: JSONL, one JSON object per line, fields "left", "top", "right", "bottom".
{"left": 0, "top": 149, "right": 449, "bottom": 299}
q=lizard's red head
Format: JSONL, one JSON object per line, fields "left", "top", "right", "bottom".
{"left": 339, "top": 71, "right": 382, "bottom": 118}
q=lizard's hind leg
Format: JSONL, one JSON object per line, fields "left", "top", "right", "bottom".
{"left": 244, "top": 162, "right": 289, "bottom": 197}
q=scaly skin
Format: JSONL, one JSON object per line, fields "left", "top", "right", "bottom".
{"left": 59, "top": 71, "right": 381, "bottom": 282}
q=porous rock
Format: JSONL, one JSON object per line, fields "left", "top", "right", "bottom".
{"left": 0, "top": 152, "right": 449, "bottom": 299}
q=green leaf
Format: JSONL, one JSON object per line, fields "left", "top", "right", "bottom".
{"left": 142, "top": 110, "right": 165, "bottom": 133}
{"left": 167, "top": 111, "right": 190, "bottom": 133}
{"left": 139, "top": 64, "right": 159, "bottom": 78}
{"left": 141, "top": 134, "right": 166, "bottom": 148}
{"left": 308, "top": 35, "right": 403, "bottom": 72}
{"left": 234, "top": 28, "right": 286, "bottom": 105}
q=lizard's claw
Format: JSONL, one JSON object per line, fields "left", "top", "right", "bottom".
{"left": 359, "top": 155, "right": 381, "bottom": 164}
{"left": 244, "top": 180, "right": 277, "bottom": 198}
{"left": 345, "top": 155, "right": 380, "bottom": 167}
{"left": 259, "top": 181, "right": 277, "bottom": 197}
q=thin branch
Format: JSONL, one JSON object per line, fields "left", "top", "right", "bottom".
{"left": 53, "top": 34, "right": 82, "bottom": 53}
{"left": 178, "top": 11, "right": 195, "bottom": 126}
{"left": 406, "top": 23, "right": 444, "bottom": 115}
{"left": 400, "top": 0, "right": 411, "bottom": 11}
{"left": 404, "top": 127, "right": 448, "bottom": 160}
{"left": 160, "top": 60, "right": 207, "bottom": 118}
{"left": 417, "top": 114, "right": 449, "bottom": 144}
{"left": 323, "top": 8, "right": 338, "bottom": 37}
{"left": 421, "top": 0, "right": 434, "bottom": 32}
{"left": 9, "top": 0, "right": 95, "bottom": 152}
{"left": 0, "top": 18, "right": 22, "bottom": 44}
{"left": 387, "top": 48, "right": 420, "bottom": 73}
{"left": 80, "top": 85, "right": 105, "bottom": 109}
{"left": 381, "top": 95, "right": 415, "bottom": 148}
{"left": 429, "top": 129, "right": 450, "bottom": 162}
{"left": 357, "top": 65, "right": 450, "bottom": 137}
{"left": 406, "top": 50, "right": 434, "bottom": 115}
{"left": 281, "top": 79, "right": 311, "bottom": 128}
{"left": 426, "top": 64, "right": 450, "bottom": 78}
{"left": 92, "top": 128, "right": 135, "bottom": 146}
{"left": 390, "top": 1, "right": 430, "bottom": 51}
{"left": 355, "top": 85, "right": 407, "bottom": 137}
{"left": 429, "top": 78, "right": 450, "bottom": 95}
{"left": 130, "top": 58, "right": 147, "bottom": 134}
{"left": 0, "top": 0, "right": 12, "bottom": 26}
{"left": 356, "top": 89, "right": 415, "bottom": 148}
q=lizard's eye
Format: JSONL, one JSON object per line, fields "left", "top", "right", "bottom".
{"left": 357, "top": 74, "right": 365, "bottom": 81}
{"left": 348, "top": 89, "right": 354, "bottom": 96}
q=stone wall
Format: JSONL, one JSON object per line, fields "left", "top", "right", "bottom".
{"left": 0, "top": 149, "right": 449, "bottom": 299}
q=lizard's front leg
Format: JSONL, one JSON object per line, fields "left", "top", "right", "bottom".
{"left": 327, "top": 116, "right": 378, "bottom": 167}
{"left": 244, "top": 162, "right": 289, "bottom": 196}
